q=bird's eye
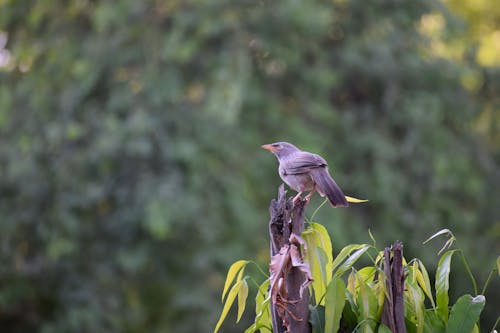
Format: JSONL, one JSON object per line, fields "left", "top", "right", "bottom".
{"left": 272, "top": 144, "right": 280, "bottom": 148}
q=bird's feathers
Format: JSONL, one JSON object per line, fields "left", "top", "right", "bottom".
{"left": 310, "top": 168, "right": 348, "bottom": 207}
{"left": 281, "top": 152, "right": 327, "bottom": 175}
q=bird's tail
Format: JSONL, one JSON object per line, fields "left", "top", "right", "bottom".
{"left": 311, "top": 168, "right": 348, "bottom": 207}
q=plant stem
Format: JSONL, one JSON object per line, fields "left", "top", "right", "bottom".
{"left": 480, "top": 268, "right": 496, "bottom": 295}
{"left": 310, "top": 198, "right": 328, "bottom": 222}
{"left": 459, "top": 251, "right": 478, "bottom": 295}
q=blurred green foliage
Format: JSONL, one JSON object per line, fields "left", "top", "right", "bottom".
{"left": 0, "top": 0, "right": 498, "bottom": 332}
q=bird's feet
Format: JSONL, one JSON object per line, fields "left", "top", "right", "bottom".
{"left": 292, "top": 192, "right": 303, "bottom": 206}
{"left": 304, "top": 188, "right": 315, "bottom": 202}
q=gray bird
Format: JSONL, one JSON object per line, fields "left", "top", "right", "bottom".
{"left": 262, "top": 142, "right": 348, "bottom": 207}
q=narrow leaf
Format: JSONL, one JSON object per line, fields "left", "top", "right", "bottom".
{"left": 417, "top": 260, "right": 436, "bottom": 310}
{"left": 237, "top": 279, "right": 249, "bottom": 322}
{"left": 345, "top": 195, "right": 369, "bottom": 203}
{"left": 222, "top": 260, "right": 248, "bottom": 301}
{"left": 303, "top": 230, "right": 329, "bottom": 304}
{"left": 446, "top": 295, "right": 485, "bottom": 333}
{"left": 436, "top": 250, "right": 456, "bottom": 323}
{"left": 406, "top": 279, "right": 425, "bottom": 333}
{"left": 356, "top": 273, "right": 377, "bottom": 333}
{"left": 214, "top": 280, "right": 243, "bottom": 333}
{"left": 335, "top": 245, "right": 371, "bottom": 277}
{"left": 324, "top": 277, "right": 346, "bottom": 333}
{"left": 423, "top": 229, "right": 452, "bottom": 244}
{"left": 332, "top": 244, "right": 365, "bottom": 274}
{"left": 311, "top": 222, "right": 334, "bottom": 275}
{"left": 246, "top": 279, "right": 271, "bottom": 333}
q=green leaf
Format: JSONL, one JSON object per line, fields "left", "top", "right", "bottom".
{"left": 310, "top": 305, "right": 325, "bottom": 333}
{"left": 237, "top": 279, "right": 249, "bottom": 322}
{"left": 334, "top": 245, "right": 371, "bottom": 277}
{"left": 303, "top": 226, "right": 331, "bottom": 304}
{"left": 356, "top": 273, "right": 377, "bottom": 333}
{"left": 214, "top": 280, "right": 243, "bottom": 333}
{"left": 311, "top": 223, "right": 334, "bottom": 274}
{"left": 345, "top": 195, "right": 369, "bottom": 203}
{"left": 446, "top": 295, "right": 485, "bottom": 333}
{"left": 417, "top": 260, "right": 436, "bottom": 310}
{"left": 436, "top": 250, "right": 456, "bottom": 323}
{"left": 324, "top": 277, "right": 346, "bottom": 333}
{"left": 246, "top": 279, "right": 271, "bottom": 333}
{"left": 406, "top": 279, "right": 425, "bottom": 333}
{"left": 332, "top": 244, "right": 365, "bottom": 274}
{"left": 424, "top": 230, "right": 455, "bottom": 255}
{"left": 222, "top": 260, "right": 248, "bottom": 301}
{"left": 423, "top": 229, "right": 452, "bottom": 243}
{"left": 378, "top": 324, "right": 393, "bottom": 333}
{"left": 423, "top": 309, "right": 446, "bottom": 333}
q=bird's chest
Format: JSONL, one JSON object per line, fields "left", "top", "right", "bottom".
{"left": 278, "top": 165, "right": 314, "bottom": 192}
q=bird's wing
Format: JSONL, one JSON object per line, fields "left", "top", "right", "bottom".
{"left": 283, "top": 152, "right": 327, "bottom": 175}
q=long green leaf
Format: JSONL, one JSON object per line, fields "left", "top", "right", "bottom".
{"left": 406, "top": 279, "right": 425, "bottom": 333}
{"left": 311, "top": 222, "right": 334, "bottom": 276}
{"left": 310, "top": 305, "right": 325, "bottom": 333}
{"left": 303, "top": 228, "right": 329, "bottom": 304}
{"left": 237, "top": 279, "right": 249, "bottom": 322}
{"left": 423, "top": 309, "right": 445, "bottom": 333}
{"left": 417, "top": 260, "right": 436, "bottom": 310}
{"left": 446, "top": 295, "right": 485, "bottom": 333}
{"left": 356, "top": 273, "right": 377, "bottom": 333}
{"left": 436, "top": 250, "right": 456, "bottom": 323}
{"left": 214, "top": 280, "right": 243, "bottom": 333}
{"left": 324, "top": 277, "right": 346, "bottom": 333}
{"left": 345, "top": 195, "right": 369, "bottom": 203}
{"left": 335, "top": 245, "right": 371, "bottom": 277}
{"left": 222, "top": 260, "right": 248, "bottom": 301}
{"left": 424, "top": 229, "right": 452, "bottom": 244}
{"left": 332, "top": 244, "right": 367, "bottom": 274}
{"left": 245, "top": 279, "right": 271, "bottom": 333}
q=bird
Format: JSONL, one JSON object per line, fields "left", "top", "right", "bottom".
{"left": 262, "top": 142, "right": 348, "bottom": 207}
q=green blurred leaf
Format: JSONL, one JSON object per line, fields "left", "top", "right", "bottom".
{"left": 303, "top": 223, "right": 334, "bottom": 304}
{"left": 334, "top": 245, "right": 371, "bottom": 277}
{"left": 423, "top": 309, "right": 446, "bottom": 333}
{"left": 310, "top": 305, "right": 325, "bottom": 333}
{"left": 378, "top": 324, "right": 393, "bottom": 333}
{"left": 222, "top": 260, "right": 248, "bottom": 302}
{"left": 237, "top": 279, "right": 248, "bottom": 322}
{"left": 424, "top": 229, "right": 453, "bottom": 243}
{"left": 424, "top": 230, "right": 456, "bottom": 255}
{"left": 436, "top": 250, "right": 456, "bottom": 323}
{"left": 356, "top": 273, "right": 377, "bottom": 333}
{"left": 417, "top": 260, "right": 436, "bottom": 310}
{"left": 406, "top": 279, "right": 425, "bottom": 333}
{"left": 214, "top": 280, "right": 243, "bottom": 333}
{"left": 324, "top": 277, "right": 346, "bottom": 333}
{"left": 345, "top": 195, "right": 369, "bottom": 203}
{"left": 446, "top": 295, "right": 485, "bottom": 333}
{"left": 245, "top": 279, "right": 271, "bottom": 333}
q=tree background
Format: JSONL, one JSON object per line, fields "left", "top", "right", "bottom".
{"left": 0, "top": 0, "right": 498, "bottom": 332}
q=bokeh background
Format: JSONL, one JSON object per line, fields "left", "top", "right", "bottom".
{"left": 0, "top": 0, "right": 499, "bottom": 332}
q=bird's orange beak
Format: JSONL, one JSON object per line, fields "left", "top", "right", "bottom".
{"left": 261, "top": 144, "right": 277, "bottom": 152}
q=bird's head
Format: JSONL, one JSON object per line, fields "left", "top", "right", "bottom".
{"left": 261, "top": 142, "right": 300, "bottom": 159}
